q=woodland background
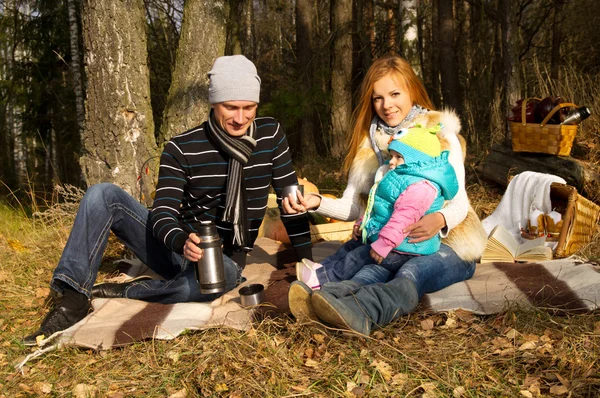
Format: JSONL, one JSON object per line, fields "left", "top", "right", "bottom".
{"left": 2, "top": 1, "right": 600, "bottom": 396}
{"left": 1, "top": 0, "right": 599, "bottom": 203}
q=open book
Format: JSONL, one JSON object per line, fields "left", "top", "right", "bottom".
{"left": 480, "top": 224, "right": 553, "bottom": 263}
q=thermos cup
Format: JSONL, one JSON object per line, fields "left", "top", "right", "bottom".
{"left": 194, "top": 223, "right": 226, "bottom": 294}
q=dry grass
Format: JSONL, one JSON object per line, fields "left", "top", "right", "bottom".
{"left": 1, "top": 178, "right": 599, "bottom": 397}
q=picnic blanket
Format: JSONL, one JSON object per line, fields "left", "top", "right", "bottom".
{"left": 18, "top": 238, "right": 600, "bottom": 369}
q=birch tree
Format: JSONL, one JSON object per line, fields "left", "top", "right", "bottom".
{"left": 79, "top": 0, "right": 158, "bottom": 204}
{"left": 159, "top": 0, "right": 227, "bottom": 143}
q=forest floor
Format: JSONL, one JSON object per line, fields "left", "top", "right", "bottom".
{"left": 1, "top": 157, "right": 599, "bottom": 397}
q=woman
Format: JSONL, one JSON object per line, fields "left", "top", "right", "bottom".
{"left": 283, "top": 55, "right": 487, "bottom": 336}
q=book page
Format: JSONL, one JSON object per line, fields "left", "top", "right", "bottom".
{"left": 480, "top": 225, "right": 519, "bottom": 263}
{"left": 488, "top": 225, "right": 519, "bottom": 257}
{"left": 515, "top": 236, "right": 546, "bottom": 257}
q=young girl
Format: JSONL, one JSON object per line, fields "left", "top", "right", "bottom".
{"left": 297, "top": 124, "right": 459, "bottom": 289}
{"left": 284, "top": 55, "right": 487, "bottom": 335}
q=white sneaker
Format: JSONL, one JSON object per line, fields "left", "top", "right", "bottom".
{"left": 295, "top": 260, "right": 322, "bottom": 289}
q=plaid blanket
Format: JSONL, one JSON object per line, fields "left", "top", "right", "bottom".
{"left": 18, "top": 238, "right": 600, "bottom": 369}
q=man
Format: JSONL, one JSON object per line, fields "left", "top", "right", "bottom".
{"left": 23, "top": 55, "right": 313, "bottom": 345}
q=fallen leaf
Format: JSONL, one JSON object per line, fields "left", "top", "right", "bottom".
{"left": 214, "top": 383, "right": 228, "bottom": 393}
{"left": 19, "top": 383, "right": 32, "bottom": 393}
{"left": 350, "top": 386, "right": 366, "bottom": 397}
{"left": 168, "top": 389, "right": 187, "bottom": 398}
{"left": 371, "top": 360, "right": 392, "bottom": 382}
{"left": 33, "top": 382, "right": 52, "bottom": 395}
{"left": 312, "top": 334, "right": 326, "bottom": 344}
{"left": 346, "top": 381, "right": 357, "bottom": 392}
{"left": 372, "top": 331, "right": 385, "bottom": 339}
{"left": 73, "top": 384, "right": 97, "bottom": 398}
{"left": 35, "top": 288, "right": 50, "bottom": 298}
{"left": 420, "top": 318, "right": 435, "bottom": 330}
{"left": 391, "top": 373, "right": 408, "bottom": 386}
{"left": 304, "top": 359, "right": 319, "bottom": 368}
{"left": 505, "top": 328, "right": 519, "bottom": 339}
{"left": 518, "top": 341, "right": 537, "bottom": 350}
{"left": 549, "top": 385, "right": 569, "bottom": 395}
{"left": 166, "top": 350, "right": 179, "bottom": 363}
{"left": 519, "top": 391, "right": 533, "bottom": 398}
{"left": 453, "top": 386, "right": 466, "bottom": 397}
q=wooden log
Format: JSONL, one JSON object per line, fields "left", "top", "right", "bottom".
{"left": 481, "top": 144, "right": 600, "bottom": 199}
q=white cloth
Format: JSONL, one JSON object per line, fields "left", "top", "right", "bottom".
{"left": 481, "top": 171, "right": 566, "bottom": 236}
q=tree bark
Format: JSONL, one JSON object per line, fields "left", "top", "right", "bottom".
{"left": 500, "top": 0, "right": 520, "bottom": 144}
{"left": 330, "top": 0, "right": 353, "bottom": 159}
{"left": 159, "top": 0, "right": 227, "bottom": 144}
{"left": 295, "top": 0, "right": 318, "bottom": 159}
{"left": 67, "top": 0, "right": 85, "bottom": 134}
{"left": 430, "top": 0, "right": 441, "bottom": 107}
{"left": 438, "top": 0, "right": 461, "bottom": 113}
{"left": 80, "top": 0, "right": 158, "bottom": 205}
{"left": 386, "top": 0, "right": 396, "bottom": 53}
{"left": 550, "top": 0, "right": 564, "bottom": 81}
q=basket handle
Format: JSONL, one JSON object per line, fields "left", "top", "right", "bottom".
{"left": 519, "top": 97, "right": 541, "bottom": 126}
{"left": 540, "top": 102, "right": 578, "bottom": 127}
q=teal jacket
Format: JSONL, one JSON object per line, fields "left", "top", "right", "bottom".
{"left": 362, "top": 151, "right": 459, "bottom": 255}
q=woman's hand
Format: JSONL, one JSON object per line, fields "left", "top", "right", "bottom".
{"left": 404, "top": 212, "right": 446, "bottom": 243}
{"left": 282, "top": 191, "right": 321, "bottom": 214}
{"left": 183, "top": 233, "right": 203, "bottom": 262}
{"left": 370, "top": 249, "right": 384, "bottom": 264}
{"left": 352, "top": 224, "right": 362, "bottom": 241}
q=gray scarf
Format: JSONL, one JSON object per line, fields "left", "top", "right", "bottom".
{"left": 369, "top": 104, "right": 428, "bottom": 166}
{"left": 207, "top": 110, "right": 257, "bottom": 246}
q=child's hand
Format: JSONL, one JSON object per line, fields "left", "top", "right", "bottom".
{"left": 352, "top": 224, "right": 362, "bottom": 241}
{"left": 370, "top": 249, "right": 384, "bottom": 264}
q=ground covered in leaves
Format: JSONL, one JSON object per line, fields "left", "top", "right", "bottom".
{"left": 1, "top": 180, "right": 599, "bottom": 397}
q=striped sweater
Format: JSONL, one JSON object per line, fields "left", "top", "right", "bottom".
{"left": 150, "top": 116, "right": 312, "bottom": 260}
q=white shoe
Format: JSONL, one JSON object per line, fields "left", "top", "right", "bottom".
{"left": 295, "top": 260, "right": 321, "bottom": 289}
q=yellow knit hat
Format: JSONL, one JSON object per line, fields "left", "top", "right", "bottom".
{"left": 387, "top": 123, "right": 442, "bottom": 164}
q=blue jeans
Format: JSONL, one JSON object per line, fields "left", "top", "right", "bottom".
{"left": 349, "top": 243, "right": 475, "bottom": 298}
{"left": 52, "top": 183, "right": 243, "bottom": 304}
{"left": 318, "top": 243, "right": 476, "bottom": 329}
{"left": 315, "top": 239, "right": 414, "bottom": 285}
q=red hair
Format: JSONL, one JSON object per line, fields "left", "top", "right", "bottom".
{"left": 342, "top": 55, "right": 434, "bottom": 175}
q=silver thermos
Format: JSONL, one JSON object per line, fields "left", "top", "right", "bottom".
{"left": 194, "top": 223, "right": 226, "bottom": 294}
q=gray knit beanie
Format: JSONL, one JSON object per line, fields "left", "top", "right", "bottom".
{"left": 208, "top": 55, "right": 261, "bottom": 104}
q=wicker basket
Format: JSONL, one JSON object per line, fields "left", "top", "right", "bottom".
{"left": 510, "top": 98, "right": 578, "bottom": 157}
{"left": 550, "top": 183, "right": 600, "bottom": 258}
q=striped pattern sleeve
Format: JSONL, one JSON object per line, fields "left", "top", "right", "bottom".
{"left": 270, "top": 124, "right": 313, "bottom": 260}
{"left": 150, "top": 139, "right": 189, "bottom": 254}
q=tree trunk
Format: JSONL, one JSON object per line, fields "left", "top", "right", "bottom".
{"left": 550, "top": 0, "right": 564, "bottom": 81}
{"left": 159, "top": 0, "right": 227, "bottom": 144}
{"left": 430, "top": 0, "right": 441, "bottom": 107}
{"left": 365, "top": 0, "right": 376, "bottom": 59}
{"left": 500, "top": 0, "right": 520, "bottom": 144}
{"left": 295, "top": 0, "right": 318, "bottom": 159}
{"left": 67, "top": 0, "right": 85, "bottom": 134}
{"left": 386, "top": 0, "right": 396, "bottom": 53}
{"left": 400, "top": 0, "right": 420, "bottom": 75}
{"left": 330, "top": 0, "right": 353, "bottom": 159}
{"left": 438, "top": 0, "right": 461, "bottom": 113}
{"left": 80, "top": 0, "right": 158, "bottom": 205}
{"left": 481, "top": 144, "right": 600, "bottom": 199}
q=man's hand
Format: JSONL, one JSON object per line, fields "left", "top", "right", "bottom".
{"left": 404, "top": 212, "right": 446, "bottom": 243}
{"left": 183, "top": 233, "right": 203, "bottom": 262}
{"left": 352, "top": 224, "right": 362, "bottom": 241}
{"left": 370, "top": 249, "right": 384, "bottom": 264}
{"left": 282, "top": 191, "right": 321, "bottom": 214}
